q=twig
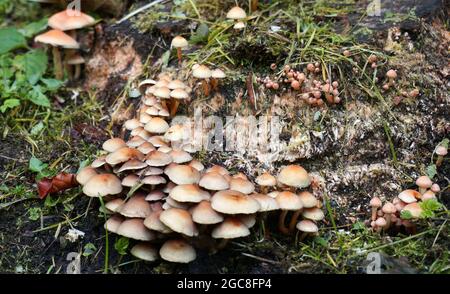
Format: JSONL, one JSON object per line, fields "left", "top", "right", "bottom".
{"left": 241, "top": 252, "right": 280, "bottom": 264}
{"left": 117, "top": 0, "right": 169, "bottom": 24}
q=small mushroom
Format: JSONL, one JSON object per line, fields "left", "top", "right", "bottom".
{"left": 296, "top": 219, "right": 318, "bottom": 241}
{"left": 192, "top": 65, "right": 212, "bottom": 96}
{"left": 369, "top": 196, "right": 382, "bottom": 221}
{"left": 416, "top": 176, "right": 432, "bottom": 195}
{"left": 66, "top": 54, "right": 85, "bottom": 80}
{"left": 171, "top": 35, "right": 188, "bottom": 66}
{"left": 386, "top": 69, "right": 397, "bottom": 86}
{"left": 435, "top": 145, "right": 447, "bottom": 167}
{"left": 211, "top": 69, "right": 226, "bottom": 91}
{"left": 381, "top": 202, "right": 396, "bottom": 229}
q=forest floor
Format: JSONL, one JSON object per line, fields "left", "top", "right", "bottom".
{"left": 0, "top": 0, "right": 449, "bottom": 274}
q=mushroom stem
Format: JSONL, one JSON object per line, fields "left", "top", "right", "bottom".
{"left": 260, "top": 186, "right": 268, "bottom": 194}
{"left": 74, "top": 64, "right": 81, "bottom": 80}
{"left": 170, "top": 98, "right": 180, "bottom": 117}
{"left": 216, "top": 238, "right": 229, "bottom": 250}
{"left": 176, "top": 48, "right": 182, "bottom": 66}
{"left": 251, "top": 0, "right": 258, "bottom": 12}
{"left": 211, "top": 78, "right": 218, "bottom": 91}
{"left": 298, "top": 232, "right": 308, "bottom": 242}
{"left": 419, "top": 187, "right": 427, "bottom": 195}
{"left": 202, "top": 80, "right": 210, "bottom": 96}
{"left": 288, "top": 209, "right": 302, "bottom": 233}
{"left": 371, "top": 207, "right": 378, "bottom": 221}
{"left": 52, "top": 46, "right": 64, "bottom": 80}
{"left": 384, "top": 214, "right": 391, "bottom": 230}
{"left": 65, "top": 61, "right": 73, "bottom": 80}
{"left": 278, "top": 210, "right": 290, "bottom": 235}
{"left": 436, "top": 155, "right": 444, "bottom": 167}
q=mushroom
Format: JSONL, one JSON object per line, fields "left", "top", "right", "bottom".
{"left": 381, "top": 202, "right": 396, "bottom": 229}
{"left": 431, "top": 183, "right": 440, "bottom": 193}
{"left": 104, "top": 214, "right": 124, "bottom": 234}
{"left": 212, "top": 217, "right": 250, "bottom": 240}
{"left": 171, "top": 35, "right": 188, "bottom": 66}
{"left": 386, "top": 69, "right": 397, "bottom": 86}
{"left": 164, "top": 164, "right": 200, "bottom": 185}
{"left": 435, "top": 145, "right": 447, "bottom": 167}
{"left": 169, "top": 184, "right": 210, "bottom": 203}
{"left": 374, "top": 217, "right": 387, "bottom": 233}
{"left": 402, "top": 202, "right": 423, "bottom": 219}
{"left": 66, "top": 54, "right": 85, "bottom": 80}
{"left": 398, "top": 189, "right": 420, "bottom": 204}
{"left": 159, "top": 239, "right": 196, "bottom": 263}
{"left": 275, "top": 191, "right": 303, "bottom": 235}
{"left": 76, "top": 167, "right": 97, "bottom": 185}
{"left": 288, "top": 191, "right": 318, "bottom": 232}
{"left": 144, "top": 210, "right": 172, "bottom": 234}
{"left": 159, "top": 208, "right": 198, "bottom": 237}
{"left": 416, "top": 176, "right": 432, "bottom": 195}
{"left": 102, "top": 138, "right": 126, "bottom": 153}
{"left": 277, "top": 165, "right": 311, "bottom": 192}
{"left": 34, "top": 29, "right": 79, "bottom": 80}
{"left": 104, "top": 198, "right": 125, "bottom": 214}
{"left": 211, "top": 69, "right": 226, "bottom": 91}
{"left": 82, "top": 174, "right": 122, "bottom": 197}
{"left": 116, "top": 218, "right": 155, "bottom": 241}
{"left": 229, "top": 178, "right": 255, "bottom": 194}
{"left": 192, "top": 65, "right": 212, "bottom": 96}
{"left": 169, "top": 88, "right": 188, "bottom": 117}
{"left": 199, "top": 172, "right": 230, "bottom": 191}
{"left": 369, "top": 196, "right": 382, "bottom": 221}
{"left": 210, "top": 190, "right": 260, "bottom": 215}
{"left": 118, "top": 194, "right": 152, "bottom": 218}
{"left": 226, "top": 6, "right": 247, "bottom": 22}
{"left": 255, "top": 172, "right": 276, "bottom": 194}
{"left": 233, "top": 21, "right": 246, "bottom": 30}
{"left": 296, "top": 219, "right": 318, "bottom": 241}
{"left": 130, "top": 242, "right": 159, "bottom": 262}
{"left": 191, "top": 200, "right": 224, "bottom": 225}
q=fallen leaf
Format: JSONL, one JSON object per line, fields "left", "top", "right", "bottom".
{"left": 37, "top": 172, "right": 79, "bottom": 199}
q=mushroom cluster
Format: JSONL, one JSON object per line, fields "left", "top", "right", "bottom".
{"left": 191, "top": 64, "right": 226, "bottom": 96}
{"left": 34, "top": 8, "right": 95, "bottom": 80}
{"left": 256, "top": 63, "right": 342, "bottom": 106}
{"left": 76, "top": 72, "right": 325, "bottom": 263}
{"left": 367, "top": 175, "right": 441, "bottom": 234}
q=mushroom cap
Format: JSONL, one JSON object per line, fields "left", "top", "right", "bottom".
{"left": 421, "top": 190, "right": 436, "bottom": 201}
{"left": 105, "top": 147, "right": 145, "bottom": 165}
{"left": 302, "top": 207, "right": 325, "bottom": 221}
{"left": 159, "top": 239, "right": 196, "bottom": 263}
{"left": 211, "top": 68, "right": 226, "bottom": 79}
{"left": 104, "top": 215, "right": 124, "bottom": 233}
{"left": 233, "top": 21, "right": 246, "bottom": 30}
{"left": 375, "top": 217, "right": 387, "bottom": 227}
{"left": 138, "top": 167, "right": 164, "bottom": 176}
{"left": 369, "top": 196, "right": 382, "bottom": 208}
{"left": 164, "top": 124, "right": 187, "bottom": 142}
{"left": 144, "top": 117, "right": 169, "bottom": 134}
{"left": 119, "top": 194, "right": 152, "bottom": 218}
{"left": 267, "top": 191, "right": 280, "bottom": 198}
{"left": 105, "top": 198, "right": 125, "bottom": 213}
{"left": 431, "top": 183, "right": 440, "bottom": 193}
{"left": 145, "top": 190, "right": 166, "bottom": 201}
{"left": 170, "top": 88, "right": 189, "bottom": 99}
{"left": 142, "top": 175, "right": 167, "bottom": 185}
{"left": 124, "top": 118, "right": 143, "bottom": 130}
{"left": 165, "top": 164, "right": 200, "bottom": 185}
{"left": 436, "top": 145, "right": 448, "bottom": 156}
{"left": 153, "top": 87, "right": 171, "bottom": 99}
{"left": 232, "top": 172, "right": 248, "bottom": 180}
{"left": 48, "top": 10, "right": 95, "bottom": 31}
{"left": 205, "top": 165, "right": 230, "bottom": 175}
{"left": 167, "top": 79, "right": 186, "bottom": 90}
{"left": 66, "top": 54, "right": 85, "bottom": 65}
{"left": 148, "top": 136, "right": 168, "bottom": 147}
{"left": 76, "top": 167, "right": 97, "bottom": 185}
{"left": 398, "top": 189, "right": 420, "bottom": 203}
{"left": 296, "top": 219, "right": 318, "bottom": 233}
{"left": 229, "top": 178, "right": 255, "bottom": 194}
{"left": 137, "top": 142, "right": 156, "bottom": 154}
{"left": 116, "top": 218, "right": 155, "bottom": 241}
{"left": 158, "top": 145, "right": 172, "bottom": 153}
{"left": 190, "top": 200, "right": 224, "bottom": 224}
{"left": 103, "top": 138, "right": 126, "bottom": 153}
{"left": 416, "top": 176, "right": 433, "bottom": 189}
{"left": 199, "top": 172, "right": 230, "bottom": 190}
{"left": 382, "top": 202, "right": 396, "bottom": 214}
{"left": 130, "top": 242, "right": 159, "bottom": 262}
{"left": 143, "top": 210, "right": 172, "bottom": 233}
{"left": 91, "top": 155, "right": 106, "bottom": 168}
{"left": 82, "top": 174, "right": 123, "bottom": 197}
{"left": 188, "top": 160, "right": 205, "bottom": 172}
{"left": 249, "top": 193, "right": 279, "bottom": 212}
{"left": 169, "top": 184, "right": 210, "bottom": 203}
{"left": 298, "top": 191, "right": 318, "bottom": 208}
{"left": 192, "top": 65, "right": 212, "bottom": 79}
{"left": 276, "top": 191, "right": 303, "bottom": 210}
{"left": 171, "top": 35, "right": 188, "bottom": 48}
{"left": 117, "top": 159, "right": 148, "bottom": 173}
{"left": 126, "top": 136, "right": 146, "bottom": 148}
{"left": 386, "top": 69, "right": 397, "bottom": 79}
{"left": 211, "top": 190, "right": 260, "bottom": 214}
{"left": 255, "top": 172, "right": 276, "bottom": 186}
{"left": 164, "top": 196, "right": 190, "bottom": 210}
{"left": 277, "top": 165, "right": 311, "bottom": 188}
{"left": 402, "top": 202, "right": 423, "bottom": 218}
{"left": 226, "top": 6, "right": 247, "bottom": 19}
{"left": 170, "top": 149, "right": 193, "bottom": 164}
{"left": 212, "top": 217, "right": 250, "bottom": 239}
{"left": 121, "top": 174, "right": 140, "bottom": 187}
{"left": 159, "top": 208, "right": 198, "bottom": 237}
{"left": 238, "top": 214, "right": 256, "bottom": 228}
{"left": 145, "top": 150, "right": 173, "bottom": 167}
{"left": 34, "top": 29, "right": 79, "bottom": 49}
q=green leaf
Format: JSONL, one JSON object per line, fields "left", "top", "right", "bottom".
{"left": 29, "top": 156, "right": 48, "bottom": 173}
{"left": 190, "top": 23, "right": 209, "bottom": 44}
{"left": 83, "top": 243, "right": 97, "bottom": 257}
{"left": 30, "top": 121, "right": 45, "bottom": 136}
{"left": 161, "top": 50, "right": 171, "bottom": 68}
{"left": 0, "top": 28, "right": 27, "bottom": 54}
{"left": 14, "top": 50, "right": 48, "bottom": 85}
{"left": 28, "top": 86, "right": 50, "bottom": 107}
{"left": 19, "top": 18, "right": 48, "bottom": 38}
{"left": 400, "top": 210, "right": 413, "bottom": 220}
{"left": 41, "top": 78, "right": 62, "bottom": 91}
{"left": 0, "top": 98, "right": 20, "bottom": 113}
{"left": 27, "top": 207, "right": 41, "bottom": 221}
{"left": 44, "top": 195, "right": 59, "bottom": 207}
{"left": 114, "top": 237, "right": 129, "bottom": 255}
{"left": 426, "top": 164, "right": 437, "bottom": 179}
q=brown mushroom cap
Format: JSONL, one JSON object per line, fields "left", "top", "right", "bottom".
{"left": 382, "top": 202, "right": 396, "bottom": 214}
{"left": 398, "top": 189, "right": 420, "bottom": 203}
{"left": 48, "top": 10, "right": 95, "bottom": 31}
{"left": 143, "top": 210, "right": 172, "bottom": 233}
{"left": 142, "top": 175, "right": 167, "bottom": 185}
{"left": 226, "top": 6, "right": 247, "bottom": 20}
{"left": 159, "top": 239, "right": 196, "bottom": 263}
{"left": 164, "top": 124, "right": 187, "bottom": 142}
{"left": 144, "top": 117, "right": 170, "bottom": 134}
{"left": 159, "top": 208, "right": 198, "bottom": 237}
{"left": 117, "top": 159, "right": 148, "bottom": 173}
{"left": 124, "top": 118, "right": 143, "bottom": 130}
{"left": 116, "top": 218, "right": 155, "bottom": 241}
{"left": 137, "top": 142, "right": 156, "bottom": 154}
{"left": 211, "top": 190, "right": 260, "bottom": 214}
{"left": 416, "top": 176, "right": 433, "bottom": 189}
{"left": 369, "top": 196, "right": 382, "bottom": 208}
{"left": 145, "top": 150, "right": 173, "bottom": 167}
{"left": 103, "top": 138, "right": 127, "bottom": 153}
{"left": 119, "top": 194, "right": 152, "bottom": 218}
{"left": 190, "top": 200, "right": 224, "bottom": 224}
{"left": 82, "top": 174, "right": 123, "bottom": 197}
{"left": 302, "top": 207, "right": 325, "bottom": 221}
{"left": 375, "top": 217, "right": 387, "bottom": 227}
{"left": 153, "top": 87, "right": 171, "bottom": 99}
{"left": 277, "top": 165, "right": 311, "bottom": 188}
{"left": 76, "top": 167, "right": 97, "bottom": 185}
{"left": 386, "top": 69, "right": 397, "bottom": 79}
{"left": 170, "top": 149, "right": 193, "bottom": 164}
{"left": 91, "top": 155, "right": 106, "bottom": 168}
{"left": 104, "top": 214, "right": 124, "bottom": 233}
{"left": 255, "top": 172, "right": 276, "bottom": 187}
{"left": 130, "top": 242, "right": 159, "bottom": 262}
{"left": 229, "top": 178, "right": 255, "bottom": 194}
{"left": 199, "top": 172, "right": 230, "bottom": 190}
{"left": 237, "top": 214, "right": 257, "bottom": 228}
{"left": 205, "top": 165, "right": 230, "bottom": 175}
{"left": 171, "top": 35, "right": 188, "bottom": 48}
{"left": 167, "top": 80, "right": 186, "bottom": 90}
{"left": 298, "top": 191, "right": 318, "bottom": 208}
{"left": 105, "top": 198, "right": 125, "bottom": 213}
{"left": 121, "top": 174, "right": 140, "bottom": 187}
{"left": 145, "top": 190, "right": 166, "bottom": 201}
{"left": 211, "top": 68, "right": 226, "bottom": 79}
{"left": 105, "top": 147, "right": 145, "bottom": 165}
{"left": 188, "top": 160, "right": 205, "bottom": 172}
{"left": 164, "top": 164, "right": 200, "bottom": 185}
{"left": 212, "top": 217, "right": 250, "bottom": 239}
{"left": 276, "top": 191, "right": 303, "bottom": 210}
{"left": 250, "top": 193, "right": 279, "bottom": 212}
{"left": 169, "top": 184, "right": 210, "bottom": 203}
{"left": 402, "top": 202, "right": 423, "bottom": 218}
{"left": 34, "top": 29, "right": 79, "bottom": 49}
{"left": 296, "top": 219, "right": 318, "bottom": 233}
{"left": 170, "top": 88, "right": 189, "bottom": 100}
{"left": 192, "top": 65, "right": 212, "bottom": 79}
